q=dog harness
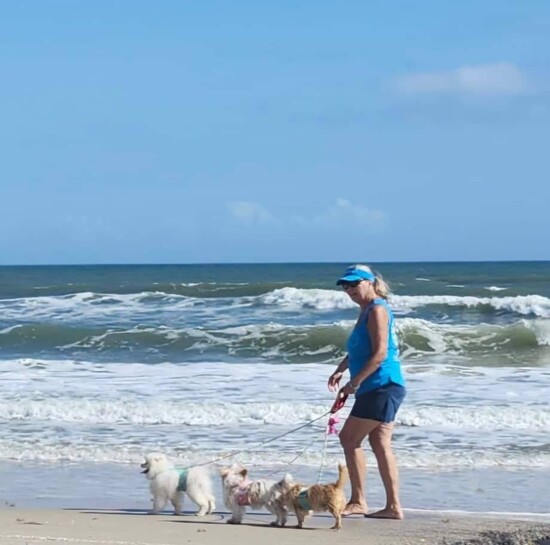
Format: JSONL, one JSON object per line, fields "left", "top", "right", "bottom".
{"left": 235, "top": 480, "right": 252, "bottom": 506}
{"left": 296, "top": 487, "right": 311, "bottom": 511}
{"left": 176, "top": 468, "right": 189, "bottom": 492}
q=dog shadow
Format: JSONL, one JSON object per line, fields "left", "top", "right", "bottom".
{"left": 65, "top": 508, "right": 328, "bottom": 530}
{"left": 64, "top": 508, "right": 221, "bottom": 519}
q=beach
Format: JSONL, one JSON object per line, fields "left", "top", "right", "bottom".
{"left": 0, "top": 262, "right": 549, "bottom": 539}
{"left": 1, "top": 507, "right": 549, "bottom": 545}
{"left": 1, "top": 460, "right": 549, "bottom": 545}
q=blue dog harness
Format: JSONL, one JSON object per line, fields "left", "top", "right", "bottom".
{"left": 176, "top": 468, "right": 189, "bottom": 492}
{"left": 296, "top": 488, "right": 311, "bottom": 511}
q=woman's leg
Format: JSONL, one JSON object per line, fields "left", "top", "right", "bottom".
{"left": 338, "top": 416, "right": 380, "bottom": 515}
{"left": 365, "top": 422, "right": 403, "bottom": 519}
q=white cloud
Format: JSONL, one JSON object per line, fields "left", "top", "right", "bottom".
{"left": 314, "top": 199, "right": 387, "bottom": 232}
{"left": 396, "top": 62, "right": 529, "bottom": 96}
{"left": 227, "top": 199, "right": 387, "bottom": 233}
{"left": 228, "top": 201, "right": 274, "bottom": 224}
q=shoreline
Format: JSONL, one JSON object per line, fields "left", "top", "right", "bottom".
{"left": 0, "top": 508, "right": 548, "bottom": 545}
{"left": 1, "top": 460, "right": 549, "bottom": 515}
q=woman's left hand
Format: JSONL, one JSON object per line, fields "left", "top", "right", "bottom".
{"left": 328, "top": 371, "right": 344, "bottom": 392}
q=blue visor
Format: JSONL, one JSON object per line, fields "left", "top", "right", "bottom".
{"left": 336, "top": 266, "right": 376, "bottom": 285}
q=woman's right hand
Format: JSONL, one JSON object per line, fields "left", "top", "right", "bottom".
{"left": 328, "top": 371, "right": 344, "bottom": 392}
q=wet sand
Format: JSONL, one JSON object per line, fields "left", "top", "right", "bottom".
{"left": 0, "top": 508, "right": 548, "bottom": 545}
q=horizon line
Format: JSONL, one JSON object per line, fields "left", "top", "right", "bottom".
{"left": 1, "top": 259, "right": 549, "bottom": 267}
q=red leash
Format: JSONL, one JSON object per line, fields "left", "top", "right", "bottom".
{"left": 330, "top": 390, "right": 348, "bottom": 414}
{"left": 318, "top": 390, "right": 349, "bottom": 483}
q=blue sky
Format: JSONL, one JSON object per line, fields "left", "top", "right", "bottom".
{"left": 1, "top": 1, "right": 549, "bottom": 264}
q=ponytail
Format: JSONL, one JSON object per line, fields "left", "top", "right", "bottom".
{"left": 373, "top": 275, "right": 391, "bottom": 300}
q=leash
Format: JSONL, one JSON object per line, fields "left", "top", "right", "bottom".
{"left": 262, "top": 427, "right": 326, "bottom": 478}
{"left": 317, "top": 418, "right": 331, "bottom": 484}
{"left": 317, "top": 390, "right": 349, "bottom": 484}
{"left": 186, "top": 409, "right": 333, "bottom": 470}
{"left": 185, "top": 391, "right": 349, "bottom": 475}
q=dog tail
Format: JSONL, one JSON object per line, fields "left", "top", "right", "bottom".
{"left": 335, "top": 463, "right": 348, "bottom": 489}
{"left": 282, "top": 473, "right": 293, "bottom": 484}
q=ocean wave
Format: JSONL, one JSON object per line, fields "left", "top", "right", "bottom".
{"left": 399, "top": 405, "right": 550, "bottom": 431}
{"left": 485, "top": 286, "right": 508, "bottom": 292}
{"left": 393, "top": 294, "right": 550, "bottom": 318}
{"left": 259, "top": 288, "right": 355, "bottom": 310}
{"left": 1, "top": 289, "right": 549, "bottom": 325}
{"left": 2, "top": 358, "right": 548, "bottom": 406}
{"left": 146, "top": 281, "right": 282, "bottom": 298}
{"left": 1, "top": 358, "right": 549, "bottom": 470}
{"left": 0, "top": 280, "right": 287, "bottom": 300}
{"left": 398, "top": 318, "right": 550, "bottom": 356}
{"left": 1, "top": 398, "right": 548, "bottom": 431}
{"left": 0, "top": 437, "right": 548, "bottom": 469}
{"left": 2, "top": 318, "right": 549, "bottom": 362}
{"left": 0, "top": 291, "right": 202, "bottom": 322}
{"left": 261, "top": 288, "right": 550, "bottom": 318}
{"left": 0, "top": 322, "right": 346, "bottom": 363}
{"left": 0, "top": 400, "right": 328, "bottom": 426}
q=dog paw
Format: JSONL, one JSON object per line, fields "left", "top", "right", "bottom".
{"left": 226, "top": 518, "right": 241, "bottom": 525}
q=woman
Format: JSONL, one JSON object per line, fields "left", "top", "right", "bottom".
{"left": 328, "top": 264, "right": 406, "bottom": 519}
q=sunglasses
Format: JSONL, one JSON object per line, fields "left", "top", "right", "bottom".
{"left": 340, "top": 280, "right": 363, "bottom": 290}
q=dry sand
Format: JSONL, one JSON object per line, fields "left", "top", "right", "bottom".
{"left": 0, "top": 508, "right": 548, "bottom": 545}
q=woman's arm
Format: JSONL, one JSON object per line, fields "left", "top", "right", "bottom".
{"left": 343, "top": 305, "right": 388, "bottom": 393}
{"left": 328, "top": 354, "right": 349, "bottom": 391}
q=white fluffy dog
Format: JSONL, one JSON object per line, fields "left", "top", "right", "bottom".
{"left": 141, "top": 452, "right": 215, "bottom": 515}
{"left": 220, "top": 464, "right": 288, "bottom": 526}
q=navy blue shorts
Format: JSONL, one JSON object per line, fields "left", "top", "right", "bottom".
{"left": 350, "top": 383, "right": 406, "bottom": 423}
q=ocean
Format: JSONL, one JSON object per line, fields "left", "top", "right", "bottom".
{"left": 0, "top": 262, "right": 549, "bottom": 515}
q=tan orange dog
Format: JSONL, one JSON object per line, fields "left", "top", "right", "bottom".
{"left": 281, "top": 464, "right": 348, "bottom": 530}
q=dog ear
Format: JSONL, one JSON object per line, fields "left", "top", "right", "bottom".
{"left": 239, "top": 468, "right": 248, "bottom": 478}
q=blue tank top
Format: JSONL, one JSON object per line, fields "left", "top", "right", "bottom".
{"left": 346, "top": 299, "right": 405, "bottom": 395}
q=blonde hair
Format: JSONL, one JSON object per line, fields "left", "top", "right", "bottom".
{"left": 353, "top": 264, "right": 391, "bottom": 300}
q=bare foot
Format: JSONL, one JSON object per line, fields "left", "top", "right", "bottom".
{"left": 364, "top": 507, "right": 404, "bottom": 520}
{"left": 342, "top": 502, "right": 368, "bottom": 516}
